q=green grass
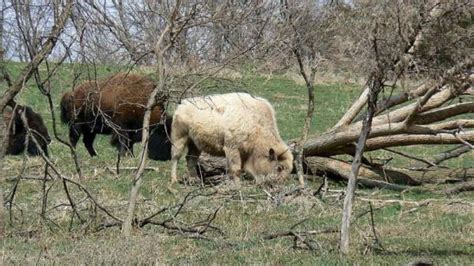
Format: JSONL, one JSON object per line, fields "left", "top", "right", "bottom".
{"left": 1, "top": 62, "right": 473, "bottom": 264}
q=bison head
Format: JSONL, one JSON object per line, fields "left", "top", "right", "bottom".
{"left": 246, "top": 147, "right": 294, "bottom": 181}
{"left": 6, "top": 106, "right": 51, "bottom": 156}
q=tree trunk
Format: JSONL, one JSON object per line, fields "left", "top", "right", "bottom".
{"left": 122, "top": 22, "right": 172, "bottom": 237}
{"left": 339, "top": 72, "right": 382, "bottom": 254}
{"left": 0, "top": 118, "right": 5, "bottom": 238}
{"left": 304, "top": 157, "right": 473, "bottom": 186}
{"left": 445, "top": 180, "right": 474, "bottom": 195}
{"left": 0, "top": 0, "right": 8, "bottom": 238}
{"left": 195, "top": 153, "right": 473, "bottom": 189}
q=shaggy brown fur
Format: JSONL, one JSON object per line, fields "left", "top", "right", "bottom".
{"left": 3, "top": 105, "right": 51, "bottom": 156}
{"left": 60, "top": 73, "right": 170, "bottom": 159}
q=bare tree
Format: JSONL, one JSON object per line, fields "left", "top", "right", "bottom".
{"left": 121, "top": 0, "right": 180, "bottom": 236}
{"left": 190, "top": 1, "right": 471, "bottom": 188}
{"left": 119, "top": 0, "right": 271, "bottom": 236}
{"left": 188, "top": 0, "right": 472, "bottom": 253}
{"left": 0, "top": 0, "right": 7, "bottom": 238}
{"left": 301, "top": 1, "right": 472, "bottom": 181}
{"left": 1, "top": 1, "right": 471, "bottom": 253}
{"left": 0, "top": 0, "right": 73, "bottom": 236}
{"left": 333, "top": 1, "right": 472, "bottom": 254}
{"left": 279, "top": 0, "right": 336, "bottom": 188}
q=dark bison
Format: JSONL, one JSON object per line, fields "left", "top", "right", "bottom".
{"left": 3, "top": 104, "right": 51, "bottom": 156}
{"left": 60, "top": 73, "right": 171, "bottom": 160}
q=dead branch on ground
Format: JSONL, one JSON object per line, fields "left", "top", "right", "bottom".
{"left": 264, "top": 218, "right": 337, "bottom": 251}
{"left": 96, "top": 189, "right": 224, "bottom": 238}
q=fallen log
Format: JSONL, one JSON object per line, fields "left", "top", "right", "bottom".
{"left": 304, "top": 157, "right": 409, "bottom": 191}
{"left": 196, "top": 154, "right": 227, "bottom": 178}
{"left": 305, "top": 157, "right": 473, "bottom": 185}
{"left": 445, "top": 180, "right": 474, "bottom": 195}
{"left": 390, "top": 167, "right": 474, "bottom": 184}
{"left": 191, "top": 153, "right": 473, "bottom": 191}
{"left": 303, "top": 73, "right": 473, "bottom": 158}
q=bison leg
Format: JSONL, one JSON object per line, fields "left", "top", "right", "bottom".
{"left": 185, "top": 142, "right": 201, "bottom": 179}
{"left": 7, "top": 131, "right": 26, "bottom": 155}
{"left": 223, "top": 146, "right": 242, "bottom": 184}
{"left": 119, "top": 137, "right": 133, "bottom": 157}
{"left": 69, "top": 126, "right": 81, "bottom": 148}
{"left": 111, "top": 133, "right": 133, "bottom": 157}
{"left": 170, "top": 136, "right": 188, "bottom": 184}
{"left": 26, "top": 139, "right": 45, "bottom": 156}
{"left": 82, "top": 131, "right": 98, "bottom": 157}
{"left": 125, "top": 132, "right": 136, "bottom": 157}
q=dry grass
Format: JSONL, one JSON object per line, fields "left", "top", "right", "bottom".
{"left": 283, "top": 70, "right": 366, "bottom": 87}
{"left": 2, "top": 180, "right": 472, "bottom": 264}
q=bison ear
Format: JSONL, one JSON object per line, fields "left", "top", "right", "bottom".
{"left": 269, "top": 148, "right": 277, "bottom": 161}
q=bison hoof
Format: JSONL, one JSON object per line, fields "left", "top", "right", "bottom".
{"left": 228, "top": 178, "right": 241, "bottom": 190}
{"left": 170, "top": 176, "right": 179, "bottom": 184}
{"left": 167, "top": 183, "right": 179, "bottom": 194}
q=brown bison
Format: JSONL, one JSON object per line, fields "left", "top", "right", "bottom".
{"left": 3, "top": 104, "right": 51, "bottom": 156}
{"left": 170, "top": 92, "right": 294, "bottom": 184}
{"left": 60, "top": 73, "right": 171, "bottom": 160}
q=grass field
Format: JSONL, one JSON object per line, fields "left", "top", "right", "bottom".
{"left": 1, "top": 62, "right": 473, "bottom": 264}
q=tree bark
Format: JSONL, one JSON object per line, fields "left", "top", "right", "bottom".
{"left": 445, "top": 180, "right": 474, "bottom": 195}
{"left": 195, "top": 153, "right": 473, "bottom": 187}
{"left": 305, "top": 157, "right": 473, "bottom": 185}
{"left": 339, "top": 74, "right": 381, "bottom": 254}
{"left": 429, "top": 145, "right": 472, "bottom": 167}
{"left": 0, "top": 0, "right": 6, "bottom": 238}
{"left": 333, "top": 87, "right": 369, "bottom": 129}
{"left": 293, "top": 47, "right": 316, "bottom": 188}
{"left": 0, "top": 114, "right": 5, "bottom": 239}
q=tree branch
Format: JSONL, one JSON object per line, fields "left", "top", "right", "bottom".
{"left": 360, "top": 131, "right": 474, "bottom": 152}
{"left": 413, "top": 102, "right": 474, "bottom": 125}
{"left": 0, "top": 0, "right": 73, "bottom": 109}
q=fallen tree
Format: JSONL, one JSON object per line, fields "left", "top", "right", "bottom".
{"left": 191, "top": 65, "right": 472, "bottom": 188}
{"left": 191, "top": 63, "right": 472, "bottom": 189}
{"left": 188, "top": 0, "right": 474, "bottom": 191}
{"left": 194, "top": 153, "right": 473, "bottom": 189}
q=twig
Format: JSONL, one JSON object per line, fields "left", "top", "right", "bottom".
{"left": 454, "top": 133, "right": 474, "bottom": 149}
{"left": 108, "top": 166, "right": 160, "bottom": 172}
{"left": 383, "top": 148, "right": 436, "bottom": 167}
{"left": 313, "top": 175, "right": 328, "bottom": 198}
{"left": 264, "top": 218, "right": 337, "bottom": 250}
{"left": 264, "top": 228, "right": 338, "bottom": 240}
{"left": 20, "top": 109, "right": 85, "bottom": 224}
{"left": 368, "top": 202, "right": 384, "bottom": 251}
{"left": 264, "top": 226, "right": 338, "bottom": 249}
{"left": 137, "top": 189, "right": 223, "bottom": 236}
{"left": 358, "top": 198, "right": 434, "bottom": 206}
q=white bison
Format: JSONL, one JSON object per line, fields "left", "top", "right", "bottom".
{"left": 170, "top": 92, "right": 294, "bottom": 184}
